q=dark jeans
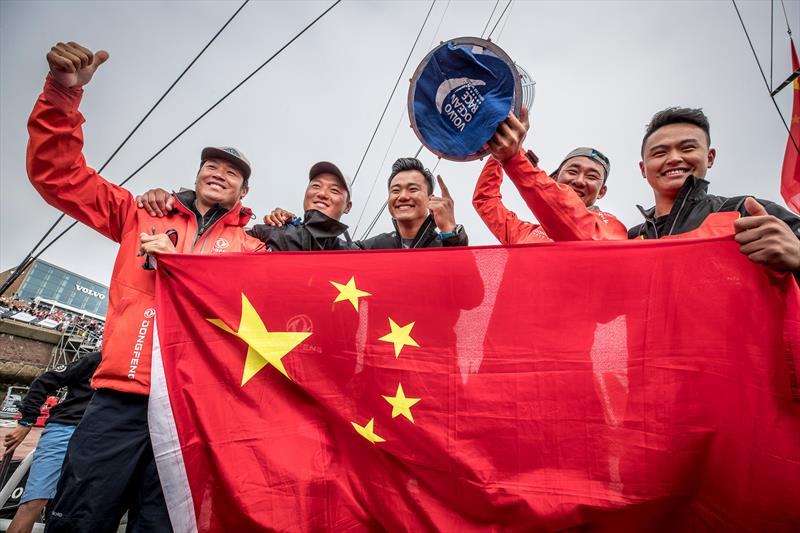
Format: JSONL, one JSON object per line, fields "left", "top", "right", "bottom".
{"left": 45, "top": 389, "right": 173, "bottom": 533}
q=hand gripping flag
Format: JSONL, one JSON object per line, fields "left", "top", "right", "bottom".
{"left": 149, "top": 238, "right": 800, "bottom": 532}
{"left": 781, "top": 37, "right": 800, "bottom": 213}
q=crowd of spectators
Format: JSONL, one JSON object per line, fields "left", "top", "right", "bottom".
{"left": 0, "top": 295, "right": 104, "bottom": 342}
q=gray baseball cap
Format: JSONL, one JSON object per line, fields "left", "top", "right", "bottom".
{"left": 555, "top": 147, "right": 611, "bottom": 181}
{"left": 309, "top": 161, "right": 352, "bottom": 200}
{"left": 201, "top": 146, "right": 251, "bottom": 180}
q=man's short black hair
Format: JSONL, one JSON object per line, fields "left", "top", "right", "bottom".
{"left": 388, "top": 158, "right": 434, "bottom": 194}
{"left": 641, "top": 107, "right": 711, "bottom": 156}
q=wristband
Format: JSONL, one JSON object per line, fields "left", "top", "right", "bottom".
{"left": 17, "top": 420, "right": 34, "bottom": 427}
{"left": 438, "top": 224, "right": 463, "bottom": 240}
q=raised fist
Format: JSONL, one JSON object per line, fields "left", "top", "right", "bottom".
{"left": 47, "top": 41, "right": 109, "bottom": 88}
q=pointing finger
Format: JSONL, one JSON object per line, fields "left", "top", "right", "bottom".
{"left": 437, "top": 175, "right": 452, "bottom": 199}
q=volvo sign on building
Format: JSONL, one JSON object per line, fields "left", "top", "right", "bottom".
{"left": 2, "top": 259, "right": 108, "bottom": 318}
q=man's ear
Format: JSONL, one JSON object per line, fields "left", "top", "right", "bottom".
{"left": 596, "top": 184, "right": 607, "bottom": 201}
{"left": 240, "top": 185, "right": 249, "bottom": 200}
{"left": 639, "top": 161, "right": 646, "bottom": 179}
{"left": 707, "top": 147, "right": 716, "bottom": 169}
{"left": 344, "top": 201, "right": 352, "bottom": 215}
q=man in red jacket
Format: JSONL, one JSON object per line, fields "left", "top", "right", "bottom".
{"left": 473, "top": 107, "right": 627, "bottom": 243}
{"left": 27, "top": 41, "right": 265, "bottom": 532}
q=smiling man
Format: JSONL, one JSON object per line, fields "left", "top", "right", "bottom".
{"left": 27, "top": 41, "right": 264, "bottom": 532}
{"left": 630, "top": 107, "right": 800, "bottom": 272}
{"left": 355, "top": 157, "right": 468, "bottom": 249}
{"left": 139, "top": 161, "right": 353, "bottom": 251}
{"left": 249, "top": 161, "right": 353, "bottom": 250}
{"left": 474, "top": 107, "right": 627, "bottom": 243}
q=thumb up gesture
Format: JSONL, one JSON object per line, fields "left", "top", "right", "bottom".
{"left": 47, "top": 41, "right": 109, "bottom": 88}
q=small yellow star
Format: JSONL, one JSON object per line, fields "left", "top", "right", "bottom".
{"left": 351, "top": 417, "right": 385, "bottom": 444}
{"left": 378, "top": 318, "right": 419, "bottom": 358}
{"left": 208, "top": 293, "right": 311, "bottom": 385}
{"left": 330, "top": 276, "right": 371, "bottom": 311}
{"left": 382, "top": 383, "right": 421, "bottom": 423}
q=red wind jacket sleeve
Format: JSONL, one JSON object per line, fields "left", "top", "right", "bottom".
{"left": 502, "top": 149, "right": 627, "bottom": 241}
{"left": 472, "top": 156, "right": 538, "bottom": 245}
{"left": 27, "top": 75, "right": 134, "bottom": 243}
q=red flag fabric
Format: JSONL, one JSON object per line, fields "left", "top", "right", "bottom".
{"left": 782, "top": 37, "right": 800, "bottom": 213}
{"left": 149, "top": 238, "right": 800, "bottom": 532}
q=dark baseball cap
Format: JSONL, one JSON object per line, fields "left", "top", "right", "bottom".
{"left": 555, "top": 147, "right": 611, "bottom": 181}
{"left": 201, "top": 146, "right": 251, "bottom": 180}
{"left": 309, "top": 161, "right": 352, "bottom": 199}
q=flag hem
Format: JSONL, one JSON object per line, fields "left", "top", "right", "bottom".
{"left": 148, "top": 320, "right": 198, "bottom": 533}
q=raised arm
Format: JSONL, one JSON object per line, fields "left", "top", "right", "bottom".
{"left": 489, "top": 108, "right": 626, "bottom": 241}
{"left": 472, "top": 157, "right": 536, "bottom": 245}
{"left": 502, "top": 151, "right": 627, "bottom": 241}
{"left": 27, "top": 42, "right": 134, "bottom": 243}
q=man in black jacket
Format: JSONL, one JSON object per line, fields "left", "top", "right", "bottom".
{"left": 629, "top": 107, "right": 800, "bottom": 273}
{"left": 355, "top": 157, "right": 468, "bottom": 249}
{"left": 137, "top": 162, "right": 354, "bottom": 252}
{"left": 3, "top": 352, "right": 101, "bottom": 533}
{"left": 260, "top": 158, "right": 469, "bottom": 250}
{"left": 249, "top": 161, "right": 353, "bottom": 251}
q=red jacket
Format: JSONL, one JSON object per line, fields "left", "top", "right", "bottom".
{"left": 473, "top": 150, "right": 627, "bottom": 243}
{"left": 27, "top": 76, "right": 265, "bottom": 395}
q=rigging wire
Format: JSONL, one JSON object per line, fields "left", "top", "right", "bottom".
{"left": 1, "top": 0, "right": 342, "bottom": 296}
{"left": 352, "top": 0, "right": 452, "bottom": 236}
{"left": 360, "top": 0, "right": 516, "bottom": 239}
{"left": 348, "top": 0, "right": 437, "bottom": 189}
{"left": 360, "top": 152, "right": 441, "bottom": 240}
{"left": 352, "top": 107, "right": 409, "bottom": 234}
{"left": 495, "top": 0, "right": 516, "bottom": 43}
{"left": 731, "top": 0, "right": 799, "bottom": 154}
{"left": 0, "top": 0, "right": 252, "bottom": 296}
{"left": 487, "top": 0, "right": 513, "bottom": 40}
{"left": 480, "top": 0, "right": 501, "bottom": 39}
{"left": 360, "top": 199, "right": 389, "bottom": 240}
{"left": 359, "top": 146, "right": 424, "bottom": 240}
{"left": 770, "top": 0, "right": 774, "bottom": 89}
{"left": 780, "top": 0, "right": 792, "bottom": 34}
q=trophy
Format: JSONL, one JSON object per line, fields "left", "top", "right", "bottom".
{"left": 408, "top": 36, "right": 535, "bottom": 161}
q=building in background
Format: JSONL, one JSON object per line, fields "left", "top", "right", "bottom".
{"left": 0, "top": 259, "right": 107, "bottom": 320}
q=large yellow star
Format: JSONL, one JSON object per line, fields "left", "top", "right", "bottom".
{"left": 382, "top": 383, "right": 421, "bottom": 423}
{"left": 329, "top": 276, "right": 371, "bottom": 311}
{"left": 351, "top": 417, "right": 385, "bottom": 444}
{"left": 378, "top": 318, "right": 419, "bottom": 358}
{"left": 207, "top": 293, "right": 311, "bottom": 386}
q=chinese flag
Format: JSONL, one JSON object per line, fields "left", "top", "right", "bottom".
{"left": 149, "top": 238, "right": 800, "bottom": 532}
{"left": 782, "top": 37, "right": 800, "bottom": 213}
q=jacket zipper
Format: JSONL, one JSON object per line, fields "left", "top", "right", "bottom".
{"left": 174, "top": 195, "right": 237, "bottom": 252}
{"left": 665, "top": 180, "right": 696, "bottom": 237}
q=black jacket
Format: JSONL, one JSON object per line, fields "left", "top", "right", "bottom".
{"left": 18, "top": 351, "right": 101, "bottom": 426}
{"left": 355, "top": 215, "right": 468, "bottom": 250}
{"left": 628, "top": 176, "right": 800, "bottom": 241}
{"left": 249, "top": 209, "right": 352, "bottom": 251}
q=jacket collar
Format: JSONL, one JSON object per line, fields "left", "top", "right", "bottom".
{"left": 173, "top": 189, "right": 253, "bottom": 226}
{"left": 302, "top": 209, "right": 350, "bottom": 240}
{"left": 636, "top": 175, "right": 710, "bottom": 223}
{"left": 391, "top": 215, "right": 437, "bottom": 248}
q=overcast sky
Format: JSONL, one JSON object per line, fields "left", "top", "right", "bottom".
{"left": 1, "top": 0, "right": 798, "bottom": 287}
